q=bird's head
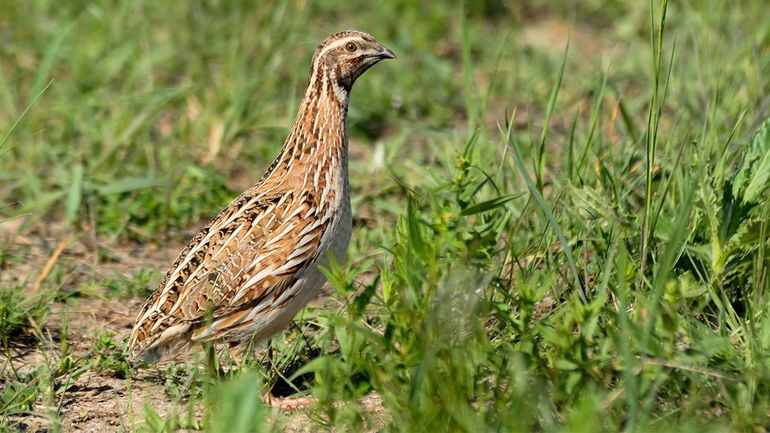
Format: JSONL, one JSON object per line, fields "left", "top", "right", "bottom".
{"left": 310, "top": 30, "right": 395, "bottom": 95}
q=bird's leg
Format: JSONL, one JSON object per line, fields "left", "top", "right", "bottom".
{"left": 259, "top": 338, "right": 313, "bottom": 410}
{"left": 262, "top": 339, "right": 275, "bottom": 405}
{"left": 268, "top": 339, "right": 275, "bottom": 374}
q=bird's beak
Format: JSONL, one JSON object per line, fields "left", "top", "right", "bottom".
{"left": 375, "top": 45, "right": 396, "bottom": 60}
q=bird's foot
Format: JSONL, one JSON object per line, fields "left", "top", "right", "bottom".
{"left": 263, "top": 394, "right": 313, "bottom": 411}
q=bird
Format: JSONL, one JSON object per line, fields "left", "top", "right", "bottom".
{"left": 128, "top": 30, "right": 395, "bottom": 363}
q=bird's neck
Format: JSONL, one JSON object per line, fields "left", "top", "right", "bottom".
{"left": 291, "top": 73, "right": 349, "bottom": 152}
{"left": 263, "top": 72, "right": 350, "bottom": 185}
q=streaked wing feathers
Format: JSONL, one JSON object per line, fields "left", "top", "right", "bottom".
{"left": 130, "top": 186, "right": 325, "bottom": 353}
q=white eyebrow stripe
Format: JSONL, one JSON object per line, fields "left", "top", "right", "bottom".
{"left": 315, "top": 36, "right": 359, "bottom": 62}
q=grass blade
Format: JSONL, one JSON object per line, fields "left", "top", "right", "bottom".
{"left": 536, "top": 40, "right": 569, "bottom": 192}
{"left": 507, "top": 116, "right": 588, "bottom": 304}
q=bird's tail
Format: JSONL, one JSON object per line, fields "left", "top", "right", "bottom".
{"left": 128, "top": 322, "right": 192, "bottom": 365}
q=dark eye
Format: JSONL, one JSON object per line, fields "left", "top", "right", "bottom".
{"left": 345, "top": 42, "right": 357, "bottom": 52}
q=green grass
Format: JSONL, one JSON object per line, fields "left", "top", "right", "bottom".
{"left": 2, "top": 0, "right": 770, "bottom": 431}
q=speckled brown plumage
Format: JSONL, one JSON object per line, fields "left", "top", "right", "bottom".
{"left": 129, "top": 30, "right": 395, "bottom": 362}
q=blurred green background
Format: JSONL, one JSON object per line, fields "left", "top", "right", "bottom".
{"left": 2, "top": 1, "right": 770, "bottom": 432}
{"left": 4, "top": 0, "right": 763, "bottom": 238}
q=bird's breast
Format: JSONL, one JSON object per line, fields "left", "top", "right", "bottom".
{"left": 319, "top": 163, "right": 352, "bottom": 266}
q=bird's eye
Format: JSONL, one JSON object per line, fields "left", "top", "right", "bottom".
{"left": 345, "top": 42, "right": 357, "bottom": 52}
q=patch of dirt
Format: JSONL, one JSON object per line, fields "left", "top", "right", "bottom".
{"left": 281, "top": 392, "right": 386, "bottom": 433}
{"left": 12, "top": 371, "right": 189, "bottom": 433}
{"left": 0, "top": 216, "right": 188, "bottom": 294}
{"left": 5, "top": 296, "right": 381, "bottom": 432}
{"left": 1, "top": 222, "right": 383, "bottom": 432}
{"left": 3, "top": 296, "right": 187, "bottom": 432}
{"left": 1, "top": 222, "right": 196, "bottom": 431}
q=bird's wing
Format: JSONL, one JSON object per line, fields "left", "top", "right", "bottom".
{"left": 129, "top": 185, "right": 328, "bottom": 353}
